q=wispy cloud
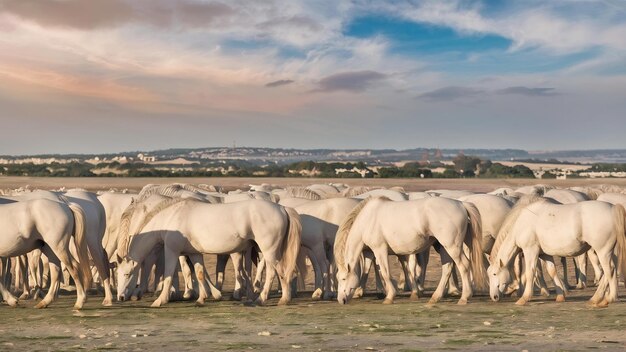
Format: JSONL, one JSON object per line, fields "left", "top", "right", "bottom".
{"left": 418, "top": 86, "right": 484, "bottom": 101}
{"left": 497, "top": 86, "right": 557, "bottom": 97}
{"left": 265, "top": 79, "right": 294, "bottom": 88}
{"left": 313, "top": 70, "right": 386, "bottom": 93}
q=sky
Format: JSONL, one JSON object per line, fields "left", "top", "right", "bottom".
{"left": 1, "top": 0, "right": 625, "bottom": 155}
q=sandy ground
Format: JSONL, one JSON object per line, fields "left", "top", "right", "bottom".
{"left": 3, "top": 176, "right": 626, "bottom": 193}
{"left": 2, "top": 177, "right": 626, "bottom": 351}
{"left": 1, "top": 251, "right": 625, "bottom": 351}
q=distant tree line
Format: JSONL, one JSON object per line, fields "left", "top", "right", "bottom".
{"left": 0, "top": 155, "right": 576, "bottom": 179}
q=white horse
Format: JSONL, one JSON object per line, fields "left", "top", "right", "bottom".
{"left": 427, "top": 190, "right": 476, "bottom": 199}
{"left": 544, "top": 188, "right": 600, "bottom": 289}
{"left": 6, "top": 189, "right": 113, "bottom": 305}
{"left": 254, "top": 197, "right": 361, "bottom": 300}
{"left": 488, "top": 196, "right": 626, "bottom": 307}
{"left": 97, "top": 192, "right": 137, "bottom": 264}
{"left": 353, "top": 189, "right": 407, "bottom": 201}
{"left": 0, "top": 199, "right": 91, "bottom": 309}
{"left": 335, "top": 197, "right": 486, "bottom": 305}
{"left": 116, "top": 199, "right": 301, "bottom": 307}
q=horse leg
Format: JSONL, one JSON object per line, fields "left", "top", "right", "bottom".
{"left": 255, "top": 260, "right": 277, "bottom": 306}
{"left": 354, "top": 254, "right": 372, "bottom": 299}
{"left": 559, "top": 256, "right": 574, "bottom": 290}
{"left": 56, "top": 249, "right": 88, "bottom": 310}
{"left": 591, "top": 250, "right": 617, "bottom": 306}
{"left": 587, "top": 249, "right": 603, "bottom": 286}
{"left": 372, "top": 248, "right": 395, "bottom": 304}
{"left": 215, "top": 254, "right": 229, "bottom": 291}
{"left": 398, "top": 255, "right": 411, "bottom": 292}
{"left": 416, "top": 249, "right": 429, "bottom": 295}
{"left": 429, "top": 249, "right": 453, "bottom": 305}
{"left": 40, "top": 254, "right": 50, "bottom": 290}
{"left": 534, "top": 259, "right": 550, "bottom": 297}
{"left": 34, "top": 246, "right": 62, "bottom": 309}
{"left": 231, "top": 252, "right": 245, "bottom": 301}
{"left": 18, "top": 255, "right": 30, "bottom": 300}
{"left": 307, "top": 245, "right": 326, "bottom": 300}
{"left": 575, "top": 253, "right": 588, "bottom": 289}
{"left": 151, "top": 247, "right": 179, "bottom": 308}
{"left": 516, "top": 250, "right": 539, "bottom": 306}
{"left": 188, "top": 254, "right": 210, "bottom": 306}
{"left": 447, "top": 265, "right": 461, "bottom": 297}
{"left": 179, "top": 256, "right": 196, "bottom": 300}
{"left": 540, "top": 255, "right": 566, "bottom": 302}
{"left": 253, "top": 255, "right": 266, "bottom": 295}
{"left": 28, "top": 250, "right": 44, "bottom": 299}
{"left": 447, "top": 245, "right": 473, "bottom": 305}
{"left": 89, "top": 241, "right": 113, "bottom": 306}
{"left": 407, "top": 253, "right": 419, "bottom": 300}
{"left": 0, "top": 260, "right": 18, "bottom": 307}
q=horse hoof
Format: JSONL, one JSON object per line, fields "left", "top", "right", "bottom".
{"left": 555, "top": 295, "right": 565, "bottom": 303}
{"left": 448, "top": 290, "right": 461, "bottom": 297}
{"left": 595, "top": 299, "right": 609, "bottom": 308}
{"left": 382, "top": 298, "right": 393, "bottom": 305}
{"left": 540, "top": 288, "right": 550, "bottom": 297}
{"left": 19, "top": 293, "right": 30, "bottom": 300}
{"left": 73, "top": 304, "right": 83, "bottom": 311}
{"left": 254, "top": 298, "right": 266, "bottom": 306}
{"left": 277, "top": 298, "right": 289, "bottom": 306}
{"left": 410, "top": 292, "right": 419, "bottom": 301}
{"left": 6, "top": 298, "right": 18, "bottom": 307}
{"left": 150, "top": 300, "right": 163, "bottom": 308}
{"left": 195, "top": 300, "right": 205, "bottom": 307}
{"left": 353, "top": 288, "right": 364, "bottom": 299}
{"left": 311, "top": 289, "right": 322, "bottom": 300}
{"left": 515, "top": 298, "right": 527, "bottom": 306}
{"left": 457, "top": 298, "right": 468, "bottom": 305}
{"left": 102, "top": 298, "right": 113, "bottom": 307}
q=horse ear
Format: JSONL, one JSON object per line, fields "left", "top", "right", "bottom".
{"left": 116, "top": 253, "right": 123, "bottom": 264}
{"left": 499, "top": 259, "right": 504, "bottom": 268}
{"left": 346, "top": 264, "right": 351, "bottom": 272}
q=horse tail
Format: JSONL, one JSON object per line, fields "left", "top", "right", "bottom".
{"left": 463, "top": 202, "right": 487, "bottom": 291}
{"left": 67, "top": 202, "right": 93, "bottom": 290}
{"left": 612, "top": 204, "right": 626, "bottom": 287}
{"left": 277, "top": 207, "right": 302, "bottom": 283}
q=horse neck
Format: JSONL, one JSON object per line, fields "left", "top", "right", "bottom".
{"left": 495, "top": 232, "right": 520, "bottom": 267}
{"left": 345, "top": 230, "right": 365, "bottom": 271}
{"left": 128, "top": 231, "right": 162, "bottom": 263}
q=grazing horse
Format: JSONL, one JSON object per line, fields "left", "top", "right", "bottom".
{"left": 488, "top": 196, "right": 626, "bottom": 307}
{"left": 335, "top": 197, "right": 486, "bottom": 305}
{"left": 116, "top": 199, "right": 301, "bottom": 307}
{"left": 0, "top": 199, "right": 91, "bottom": 309}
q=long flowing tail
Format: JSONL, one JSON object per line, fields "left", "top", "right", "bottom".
{"left": 67, "top": 203, "right": 93, "bottom": 289}
{"left": 463, "top": 202, "right": 487, "bottom": 291}
{"left": 277, "top": 207, "right": 302, "bottom": 282}
{"left": 612, "top": 204, "right": 626, "bottom": 288}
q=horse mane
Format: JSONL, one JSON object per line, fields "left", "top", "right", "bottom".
{"left": 341, "top": 186, "right": 372, "bottom": 198}
{"left": 389, "top": 186, "right": 405, "bottom": 193}
{"left": 490, "top": 195, "right": 547, "bottom": 259}
{"left": 137, "top": 183, "right": 220, "bottom": 203}
{"left": 334, "top": 197, "right": 388, "bottom": 272}
{"left": 286, "top": 187, "right": 323, "bottom": 200}
{"left": 116, "top": 199, "right": 138, "bottom": 258}
{"left": 117, "top": 196, "right": 188, "bottom": 258}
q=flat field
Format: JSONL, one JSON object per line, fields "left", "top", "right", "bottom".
{"left": 1, "top": 177, "right": 626, "bottom": 351}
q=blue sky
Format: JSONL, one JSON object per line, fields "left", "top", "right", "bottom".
{"left": 0, "top": 0, "right": 625, "bottom": 154}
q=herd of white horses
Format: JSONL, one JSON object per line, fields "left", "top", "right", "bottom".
{"left": 2, "top": 182, "right": 626, "bottom": 310}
